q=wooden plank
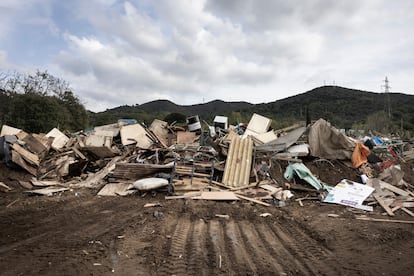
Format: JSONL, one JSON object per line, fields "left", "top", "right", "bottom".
{"left": 356, "top": 216, "right": 414, "bottom": 224}
{"left": 11, "top": 150, "right": 37, "bottom": 176}
{"left": 401, "top": 207, "right": 414, "bottom": 217}
{"left": 198, "top": 191, "right": 239, "bottom": 201}
{"left": 23, "top": 134, "right": 47, "bottom": 155}
{"left": 391, "top": 206, "right": 402, "bottom": 212}
{"left": 273, "top": 156, "right": 302, "bottom": 163}
{"left": 12, "top": 144, "right": 40, "bottom": 166}
{"left": 378, "top": 180, "right": 410, "bottom": 197}
{"left": 373, "top": 193, "right": 394, "bottom": 216}
{"left": 31, "top": 179, "right": 63, "bottom": 187}
{"left": 25, "top": 187, "right": 69, "bottom": 196}
{"left": 230, "top": 183, "right": 259, "bottom": 191}
{"left": 391, "top": 201, "right": 414, "bottom": 208}
{"left": 165, "top": 192, "right": 201, "bottom": 199}
{"left": 235, "top": 193, "right": 271, "bottom": 206}
{"left": 0, "top": 182, "right": 12, "bottom": 192}
{"left": 97, "top": 183, "right": 134, "bottom": 196}
{"left": 72, "top": 147, "right": 87, "bottom": 160}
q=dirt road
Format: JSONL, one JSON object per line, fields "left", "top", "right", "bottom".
{"left": 1, "top": 185, "right": 413, "bottom": 276}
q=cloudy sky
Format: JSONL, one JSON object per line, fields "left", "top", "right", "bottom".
{"left": 0, "top": 0, "right": 413, "bottom": 112}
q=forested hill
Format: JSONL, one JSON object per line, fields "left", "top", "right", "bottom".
{"left": 89, "top": 86, "right": 414, "bottom": 132}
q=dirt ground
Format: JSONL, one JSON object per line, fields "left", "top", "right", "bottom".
{"left": 1, "top": 160, "right": 414, "bottom": 276}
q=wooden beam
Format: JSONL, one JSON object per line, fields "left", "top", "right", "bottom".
{"left": 401, "top": 207, "right": 414, "bottom": 217}
{"left": 373, "top": 193, "right": 394, "bottom": 216}
{"left": 12, "top": 144, "right": 40, "bottom": 166}
{"left": 356, "top": 216, "right": 414, "bottom": 224}
{"left": 379, "top": 180, "right": 409, "bottom": 197}
{"left": 235, "top": 193, "right": 271, "bottom": 207}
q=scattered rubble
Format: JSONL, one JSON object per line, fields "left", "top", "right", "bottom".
{"left": 1, "top": 113, "right": 414, "bottom": 220}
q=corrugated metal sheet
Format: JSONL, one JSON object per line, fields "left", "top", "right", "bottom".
{"left": 222, "top": 136, "right": 253, "bottom": 187}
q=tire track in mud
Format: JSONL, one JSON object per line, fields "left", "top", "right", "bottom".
{"left": 268, "top": 219, "right": 343, "bottom": 275}
{"left": 158, "top": 217, "right": 344, "bottom": 275}
{"left": 158, "top": 218, "right": 191, "bottom": 276}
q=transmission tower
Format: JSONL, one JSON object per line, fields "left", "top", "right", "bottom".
{"left": 382, "top": 76, "right": 391, "bottom": 118}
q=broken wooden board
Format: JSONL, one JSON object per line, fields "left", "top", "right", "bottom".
{"left": 356, "top": 216, "right": 414, "bottom": 224}
{"left": 0, "top": 182, "right": 12, "bottom": 192}
{"left": 165, "top": 192, "right": 202, "bottom": 199}
{"left": 373, "top": 193, "right": 394, "bottom": 216}
{"left": 235, "top": 193, "right": 271, "bottom": 207}
{"left": 401, "top": 207, "right": 414, "bottom": 217}
{"left": 112, "top": 162, "right": 173, "bottom": 180}
{"left": 97, "top": 183, "right": 134, "bottom": 196}
{"left": 149, "top": 119, "right": 169, "bottom": 147}
{"left": 31, "top": 178, "right": 64, "bottom": 187}
{"left": 22, "top": 134, "right": 49, "bottom": 158}
{"left": 72, "top": 147, "right": 87, "bottom": 160}
{"left": 194, "top": 191, "right": 239, "bottom": 201}
{"left": 11, "top": 150, "right": 37, "bottom": 176}
{"left": 120, "top": 124, "right": 152, "bottom": 148}
{"left": 25, "top": 187, "right": 69, "bottom": 196}
{"left": 390, "top": 201, "right": 414, "bottom": 208}
{"left": 82, "top": 146, "right": 116, "bottom": 158}
{"left": 250, "top": 131, "right": 278, "bottom": 145}
{"left": 71, "top": 155, "right": 124, "bottom": 188}
{"left": 378, "top": 179, "right": 409, "bottom": 197}
{"left": 18, "top": 181, "right": 33, "bottom": 189}
{"left": 46, "top": 128, "right": 69, "bottom": 150}
{"left": 176, "top": 131, "right": 197, "bottom": 144}
{"left": 259, "top": 184, "right": 282, "bottom": 194}
{"left": 0, "top": 125, "right": 22, "bottom": 136}
{"left": 12, "top": 143, "right": 40, "bottom": 167}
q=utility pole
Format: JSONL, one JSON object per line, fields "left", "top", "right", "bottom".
{"left": 382, "top": 76, "right": 391, "bottom": 118}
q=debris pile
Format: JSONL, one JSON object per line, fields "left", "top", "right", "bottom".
{"left": 1, "top": 114, "right": 414, "bottom": 218}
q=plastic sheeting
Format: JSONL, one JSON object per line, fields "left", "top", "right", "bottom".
{"left": 284, "top": 163, "right": 331, "bottom": 191}
{"left": 308, "top": 119, "right": 355, "bottom": 160}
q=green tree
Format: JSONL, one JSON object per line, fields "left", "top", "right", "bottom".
{"left": 164, "top": 112, "right": 187, "bottom": 125}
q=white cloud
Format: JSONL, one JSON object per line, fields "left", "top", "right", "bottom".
{"left": 1, "top": 0, "right": 413, "bottom": 111}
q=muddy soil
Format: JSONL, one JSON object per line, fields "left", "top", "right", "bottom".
{"left": 1, "top": 162, "right": 414, "bottom": 275}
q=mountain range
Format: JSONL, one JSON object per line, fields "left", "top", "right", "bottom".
{"left": 89, "top": 86, "right": 414, "bottom": 131}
